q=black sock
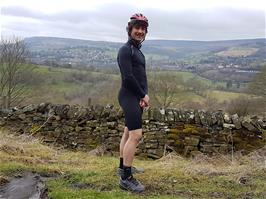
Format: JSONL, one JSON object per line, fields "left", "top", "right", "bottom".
{"left": 119, "top": 157, "right": 123, "bottom": 169}
{"left": 122, "top": 165, "right": 132, "bottom": 180}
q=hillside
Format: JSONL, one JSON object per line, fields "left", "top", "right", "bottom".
{"left": 24, "top": 37, "right": 265, "bottom": 70}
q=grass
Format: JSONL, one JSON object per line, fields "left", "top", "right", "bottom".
{"left": 215, "top": 47, "right": 259, "bottom": 57}
{"left": 205, "top": 90, "right": 250, "bottom": 103}
{"left": 0, "top": 128, "right": 265, "bottom": 198}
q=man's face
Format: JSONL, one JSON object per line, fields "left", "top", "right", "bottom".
{"left": 130, "top": 24, "right": 147, "bottom": 42}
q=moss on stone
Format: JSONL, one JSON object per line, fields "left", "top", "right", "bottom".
{"left": 262, "top": 130, "right": 266, "bottom": 140}
{"left": 29, "top": 124, "right": 42, "bottom": 134}
{"left": 167, "top": 133, "right": 179, "bottom": 140}
{"left": 175, "top": 139, "right": 183, "bottom": 146}
{"left": 168, "top": 128, "right": 182, "bottom": 134}
{"left": 182, "top": 124, "right": 199, "bottom": 134}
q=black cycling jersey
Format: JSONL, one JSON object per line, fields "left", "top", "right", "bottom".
{"left": 117, "top": 37, "right": 148, "bottom": 131}
{"left": 117, "top": 38, "right": 148, "bottom": 99}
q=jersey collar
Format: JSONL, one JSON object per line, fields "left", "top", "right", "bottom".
{"left": 127, "top": 37, "right": 142, "bottom": 49}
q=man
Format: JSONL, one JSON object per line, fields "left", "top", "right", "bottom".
{"left": 117, "top": 13, "right": 150, "bottom": 193}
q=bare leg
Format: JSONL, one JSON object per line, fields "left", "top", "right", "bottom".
{"left": 119, "top": 126, "right": 129, "bottom": 158}
{"left": 123, "top": 128, "right": 142, "bottom": 166}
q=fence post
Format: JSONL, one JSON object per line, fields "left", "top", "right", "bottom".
{"left": 88, "top": 97, "right": 91, "bottom": 106}
{"left": 0, "top": 95, "right": 8, "bottom": 109}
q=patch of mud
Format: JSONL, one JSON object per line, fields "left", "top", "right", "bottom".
{"left": 0, "top": 171, "right": 56, "bottom": 199}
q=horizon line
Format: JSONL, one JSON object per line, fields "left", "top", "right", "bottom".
{"left": 21, "top": 35, "right": 266, "bottom": 43}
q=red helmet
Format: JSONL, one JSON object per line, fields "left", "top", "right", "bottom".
{"left": 129, "top": 13, "right": 148, "bottom": 27}
{"left": 126, "top": 13, "right": 149, "bottom": 36}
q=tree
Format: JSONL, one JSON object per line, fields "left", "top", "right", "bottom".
{"left": 185, "top": 75, "right": 208, "bottom": 97}
{"left": 226, "top": 80, "right": 233, "bottom": 89}
{"left": 236, "top": 81, "right": 240, "bottom": 89}
{"left": 0, "top": 36, "right": 35, "bottom": 108}
{"left": 204, "top": 93, "right": 219, "bottom": 111}
{"left": 247, "top": 64, "right": 266, "bottom": 105}
{"left": 149, "top": 71, "right": 183, "bottom": 109}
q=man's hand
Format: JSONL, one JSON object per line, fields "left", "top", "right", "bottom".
{"left": 139, "top": 99, "right": 146, "bottom": 108}
{"left": 139, "top": 94, "right": 149, "bottom": 108}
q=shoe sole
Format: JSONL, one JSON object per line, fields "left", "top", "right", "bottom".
{"left": 119, "top": 183, "right": 144, "bottom": 193}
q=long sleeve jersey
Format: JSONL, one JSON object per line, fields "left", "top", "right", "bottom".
{"left": 117, "top": 38, "right": 148, "bottom": 99}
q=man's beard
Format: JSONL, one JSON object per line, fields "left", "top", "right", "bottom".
{"left": 133, "top": 34, "right": 145, "bottom": 43}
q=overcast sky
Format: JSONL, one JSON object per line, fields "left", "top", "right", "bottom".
{"left": 0, "top": 0, "right": 265, "bottom": 42}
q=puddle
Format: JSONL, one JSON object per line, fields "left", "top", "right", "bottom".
{"left": 0, "top": 172, "right": 52, "bottom": 199}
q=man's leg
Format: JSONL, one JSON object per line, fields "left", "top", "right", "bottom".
{"left": 119, "top": 127, "right": 129, "bottom": 169}
{"left": 119, "top": 128, "right": 145, "bottom": 193}
{"left": 123, "top": 128, "right": 142, "bottom": 178}
{"left": 118, "top": 126, "right": 144, "bottom": 176}
{"left": 120, "top": 126, "right": 129, "bottom": 158}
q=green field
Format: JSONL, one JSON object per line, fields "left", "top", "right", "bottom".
{"left": 20, "top": 64, "right": 249, "bottom": 108}
{"left": 215, "top": 47, "right": 259, "bottom": 57}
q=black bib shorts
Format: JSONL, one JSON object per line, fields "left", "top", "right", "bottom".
{"left": 118, "top": 87, "right": 144, "bottom": 131}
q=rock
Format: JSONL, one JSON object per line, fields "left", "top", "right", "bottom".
{"left": 0, "top": 120, "right": 6, "bottom": 126}
{"left": 86, "top": 120, "right": 99, "bottom": 128}
{"left": 0, "top": 176, "right": 8, "bottom": 186}
{"left": 231, "top": 114, "right": 242, "bottom": 129}
{"left": 184, "top": 136, "right": 200, "bottom": 146}
{"left": 152, "top": 108, "right": 165, "bottom": 121}
{"left": 37, "top": 102, "right": 50, "bottom": 113}
{"left": 242, "top": 116, "right": 258, "bottom": 132}
{"left": 257, "top": 119, "right": 266, "bottom": 129}
{"left": 18, "top": 114, "right": 26, "bottom": 120}
{"left": 147, "top": 153, "right": 161, "bottom": 159}
{"left": 217, "top": 144, "right": 229, "bottom": 153}
{"left": 211, "top": 113, "right": 218, "bottom": 125}
{"left": 190, "top": 150, "right": 203, "bottom": 158}
{"left": 223, "top": 123, "right": 235, "bottom": 129}
{"left": 109, "top": 108, "right": 118, "bottom": 120}
{"left": 142, "top": 108, "right": 150, "bottom": 120}
{"left": 199, "top": 110, "right": 208, "bottom": 126}
{"left": 101, "top": 106, "right": 111, "bottom": 118}
{"left": 22, "top": 104, "right": 36, "bottom": 113}
{"left": 165, "top": 109, "right": 174, "bottom": 122}
{"left": 178, "top": 110, "right": 187, "bottom": 122}
{"left": 54, "top": 127, "right": 62, "bottom": 137}
{"left": 186, "top": 111, "right": 195, "bottom": 123}
{"left": 200, "top": 144, "right": 216, "bottom": 154}
{"left": 106, "top": 121, "right": 117, "bottom": 129}
{"left": 183, "top": 146, "right": 198, "bottom": 156}
{"left": 145, "top": 142, "right": 158, "bottom": 149}
{"left": 212, "top": 110, "right": 224, "bottom": 127}
{"left": 223, "top": 112, "right": 231, "bottom": 123}
{"left": 194, "top": 110, "right": 201, "bottom": 124}
{"left": 88, "top": 145, "right": 108, "bottom": 156}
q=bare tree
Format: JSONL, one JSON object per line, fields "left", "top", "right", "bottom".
{"left": 0, "top": 36, "right": 35, "bottom": 108}
{"left": 185, "top": 75, "right": 208, "bottom": 97}
{"left": 225, "top": 96, "right": 253, "bottom": 116}
{"left": 149, "top": 71, "right": 184, "bottom": 109}
{"left": 204, "top": 92, "right": 220, "bottom": 111}
{"left": 247, "top": 64, "right": 266, "bottom": 105}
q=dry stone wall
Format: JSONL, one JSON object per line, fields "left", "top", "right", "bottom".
{"left": 0, "top": 102, "right": 265, "bottom": 159}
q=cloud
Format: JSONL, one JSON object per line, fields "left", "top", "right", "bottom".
{"left": 1, "top": 2, "right": 265, "bottom": 42}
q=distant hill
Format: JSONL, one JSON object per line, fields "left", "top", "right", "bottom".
{"left": 24, "top": 36, "right": 265, "bottom": 70}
